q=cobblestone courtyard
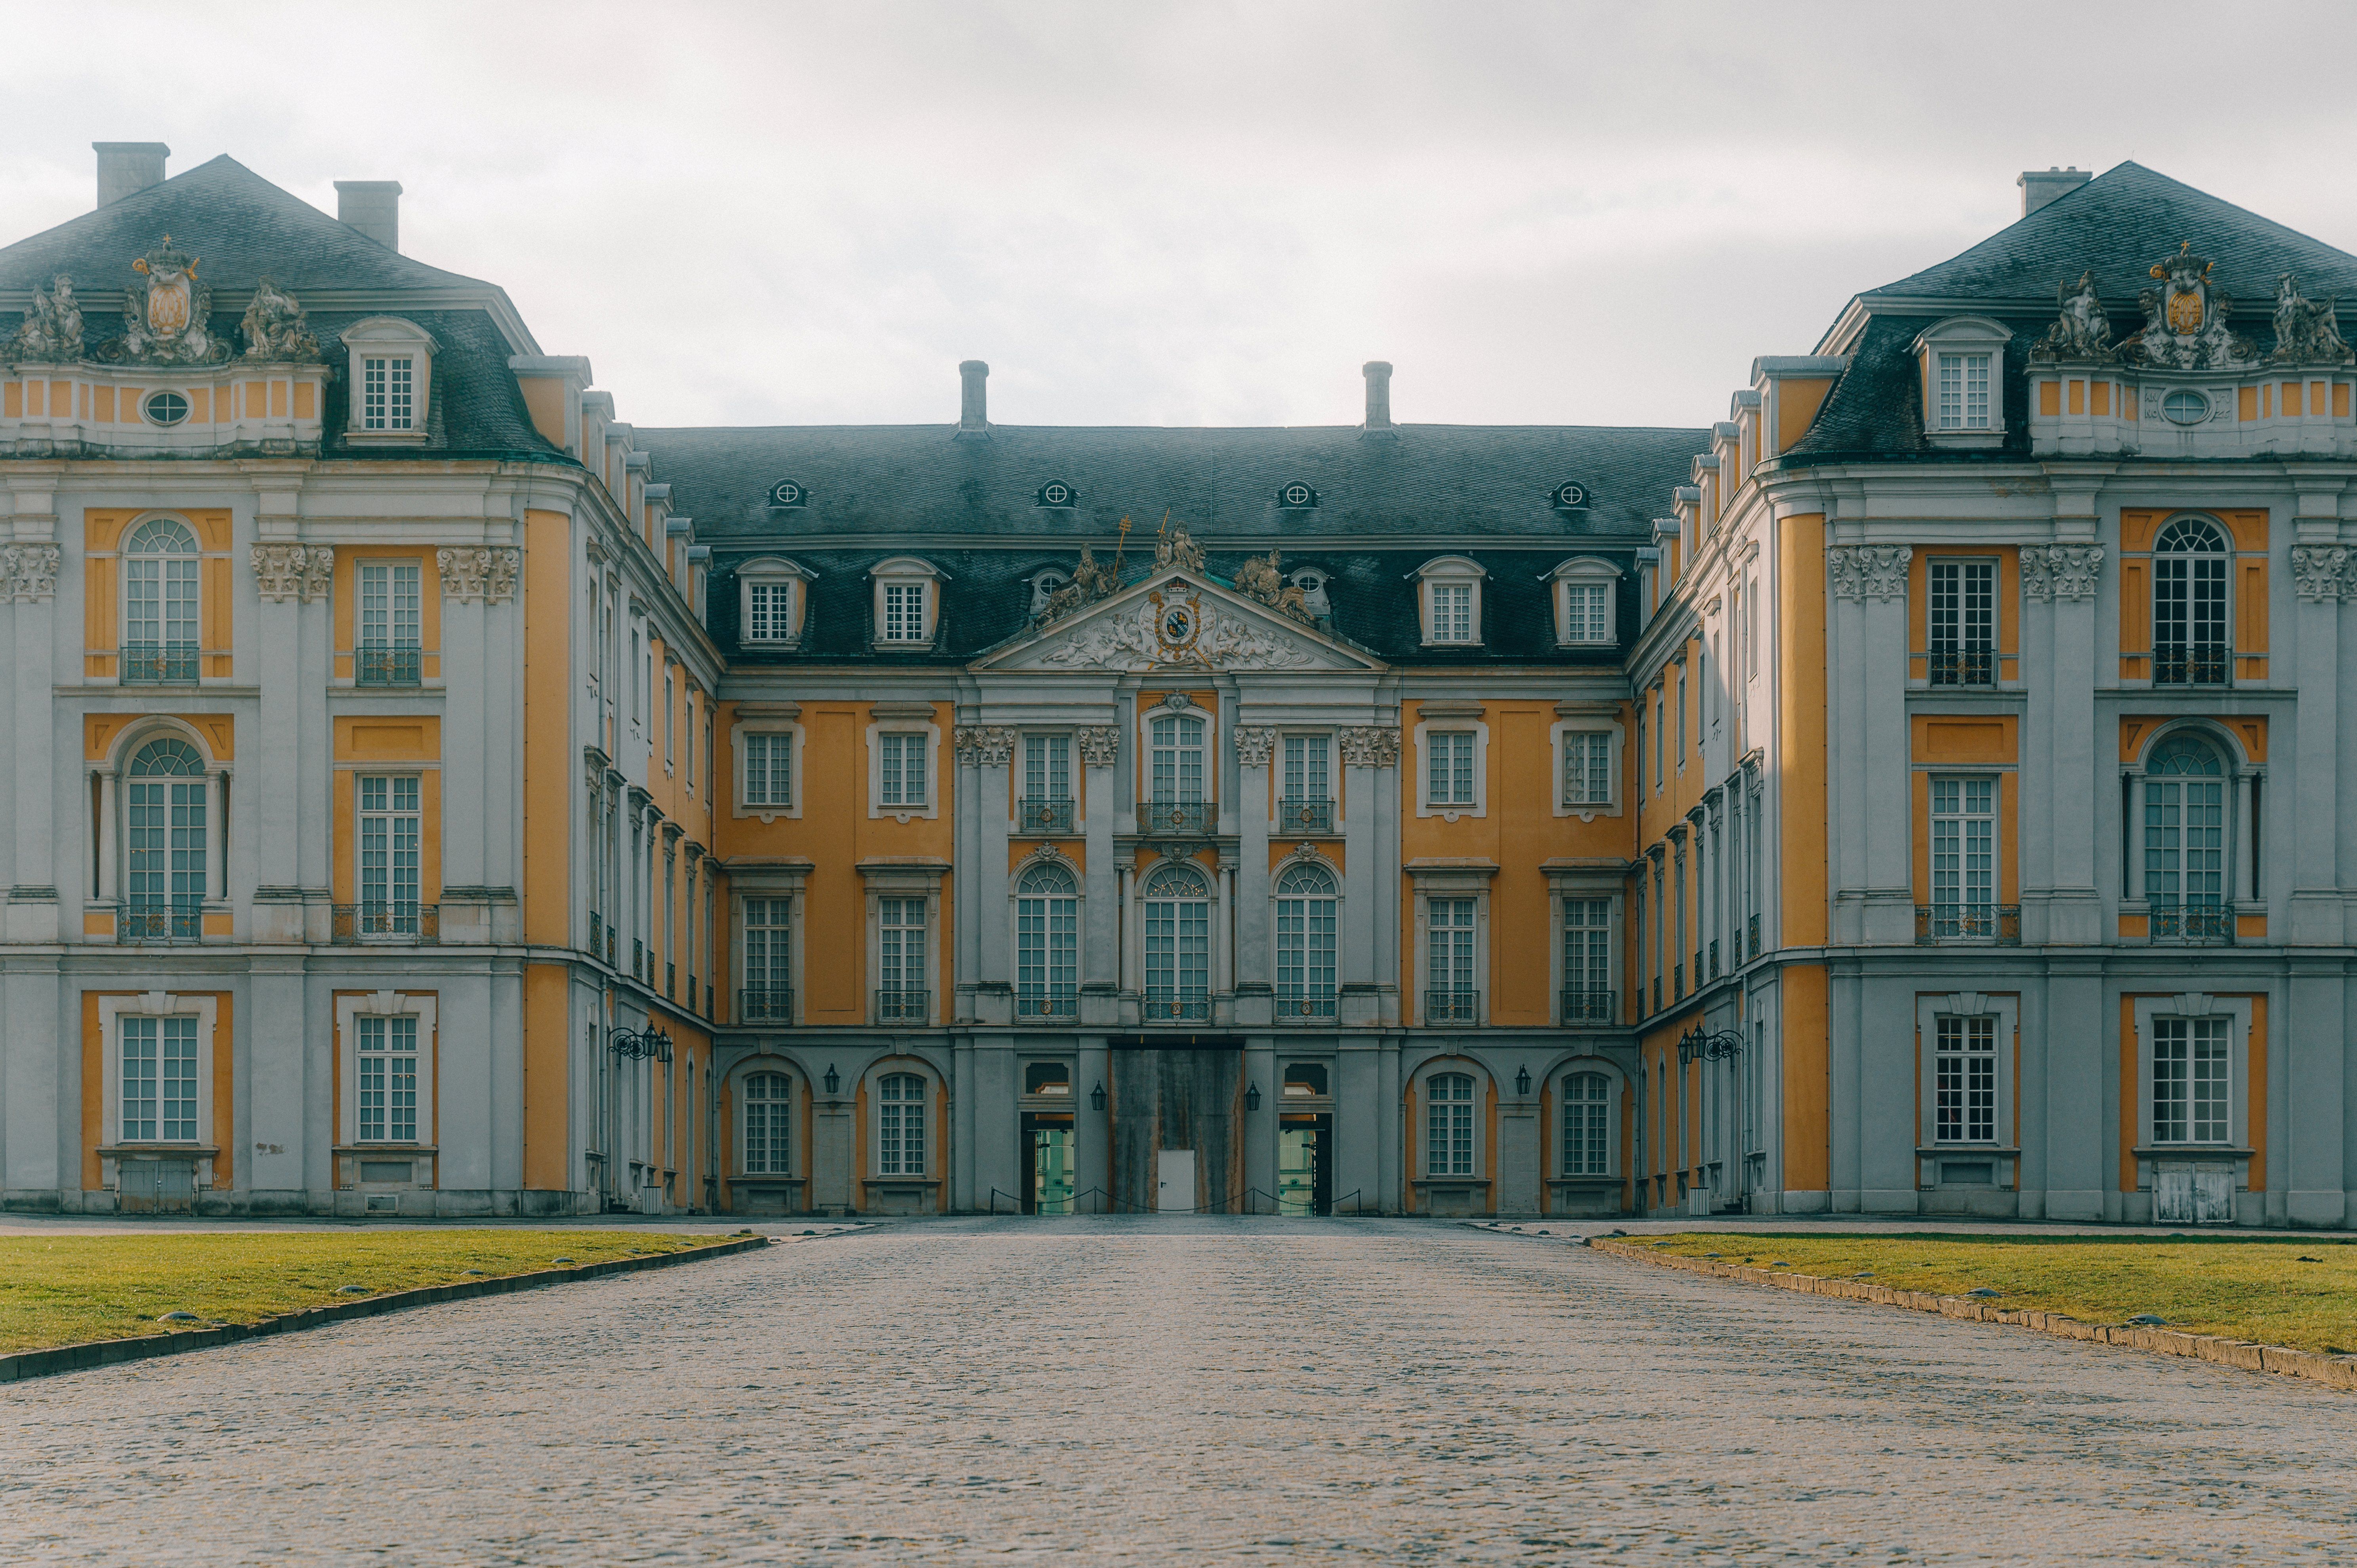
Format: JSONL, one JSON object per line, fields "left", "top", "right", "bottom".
{"left": 4, "top": 1218, "right": 2355, "bottom": 1563}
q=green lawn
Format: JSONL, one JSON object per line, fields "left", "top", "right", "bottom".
{"left": 1641, "top": 1232, "right": 2357, "bottom": 1354}
{"left": 0, "top": 1230, "right": 737, "bottom": 1354}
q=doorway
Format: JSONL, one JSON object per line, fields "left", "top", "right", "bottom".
{"left": 1278, "top": 1114, "right": 1332, "bottom": 1215}
{"left": 1155, "top": 1148, "right": 1198, "bottom": 1212}
{"left": 1024, "top": 1114, "right": 1075, "bottom": 1213}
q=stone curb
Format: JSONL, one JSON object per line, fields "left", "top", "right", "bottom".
{"left": 0, "top": 1233, "right": 772, "bottom": 1387}
{"left": 1578, "top": 1236, "right": 2357, "bottom": 1394}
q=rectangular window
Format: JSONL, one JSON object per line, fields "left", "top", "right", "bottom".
{"left": 1933, "top": 1015, "right": 1997, "bottom": 1144}
{"left": 1562, "top": 731, "right": 1611, "bottom": 807}
{"left": 878, "top": 732, "right": 927, "bottom": 807}
{"left": 1024, "top": 733, "right": 1071, "bottom": 800}
{"left": 1429, "top": 582, "right": 1473, "bottom": 642}
{"left": 1283, "top": 735, "right": 1330, "bottom": 802}
{"left": 1929, "top": 560, "right": 1996, "bottom": 685}
{"left": 1427, "top": 731, "right": 1476, "bottom": 807}
{"left": 357, "top": 775, "right": 422, "bottom": 932}
{"left": 357, "top": 562, "right": 422, "bottom": 650}
{"left": 1149, "top": 713, "right": 1207, "bottom": 813}
{"left": 1426, "top": 1076, "right": 1474, "bottom": 1176}
{"left": 879, "top": 897, "right": 926, "bottom": 995}
{"left": 1676, "top": 669, "right": 1688, "bottom": 764}
{"left": 1428, "top": 897, "right": 1477, "bottom": 1007}
{"left": 742, "top": 1076, "right": 790, "bottom": 1174}
{"left": 882, "top": 582, "right": 926, "bottom": 642}
{"left": 1653, "top": 696, "right": 1664, "bottom": 789}
{"left": 1635, "top": 708, "right": 1646, "bottom": 795}
{"left": 1562, "top": 898, "right": 1611, "bottom": 1021}
{"left": 357, "top": 1015, "right": 420, "bottom": 1143}
{"left": 1563, "top": 581, "right": 1610, "bottom": 643}
{"left": 1929, "top": 776, "right": 1996, "bottom": 938}
{"left": 125, "top": 551, "right": 200, "bottom": 652}
{"left": 746, "top": 582, "right": 794, "bottom": 641}
{"left": 1937, "top": 352, "right": 1990, "bottom": 430}
{"left": 744, "top": 898, "right": 790, "bottom": 1015}
{"left": 119, "top": 1015, "right": 198, "bottom": 1143}
{"left": 1562, "top": 1074, "right": 1610, "bottom": 1175}
{"left": 362, "top": 356, "right": 414, "bottom": 431}
{"left": 2153, "top": 1017, "right": 2231, "bottom": 1144}
{"left": 685, "top": 696, "right": 697, "bottom": 792}
{"left": 1016, "top": 880, "right": 1078, "bottom": 1016}
{"left": 878, "top": 1076, "right": 926, "bottom": 1175}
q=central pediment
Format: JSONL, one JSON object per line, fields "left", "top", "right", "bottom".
{"left": 971, "top": 568, "right": 1385, "bottom": 674}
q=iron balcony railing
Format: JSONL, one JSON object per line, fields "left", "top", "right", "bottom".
{"left": 1424, "top": 988, "right": 1480, "bottom": 1024}
{"left": 1914, "top": 904, "right": 2022, "bottom": 944}
{"left": 1559, "top": 987, "right": 1617, "bottom": 1025}
{"left": 606, "top": 928, "right": 616, "bottom": 967}
{"left": 633, "top": 939, "right": 645, "bottom": 980}
{"left": 1277, "top": 797, "right": 1334, "bottom": 835}
{"left": 1020, "top": 797, "right": 1075, "bottom": 836}
{"left": 1146, "top": 799, "right": 1212, "bottom": 836}
{"left": 876, "top": 988, "right": 930, "bottom": 1023}
{"left": 739, "top": 987, "right": 795, "bottom": 1023}
{"left": 1652, "top": 977, "right": 1662, "bottom": 1013}
{"left": 1017, "top": 990, "right": 1078, "bottom": 1019}
{"left": 2154, "top": 643, "right": 2230, "bottom": 686}
{"left": 1143, "top": 993, "right": 1211, "bottom": 1022}
{"left": 2151, "top": 903, "right": 2234, "bottom": 943}
{"left": 120, "top": 643, "right": 198, "bottom": 685}
{"left": 1708, "top": 939, "right": 1720, "bottom": 979}
{"left": 122, "top": 900, "right": 202, "bottom": 944}
{"left": 1693, "top": 950, "right": 1703, "bottom": 988}
{"left": 706, "top": 983, "right": 715, "bottom": 1017}
{"left": 667, "top": 961, "right": 677, "bottom": 1000}
{"left": 355, "top": 645, "right": 422, "bottom": 687}
{"left": 589, "top": 911, "right": 603, "bottom": 957}
{"left": 1673, "top": 963, "right": 1684, "bottom": 999}
{"left": 1748, "top": 913, "right": 1761, "bottom": 959}
{"left": 332, "top": 902, "right": 438, "bottom": 942}
{"left": 1929, "top": 649, "right": 1996, "bottom": 687}
{"left": 1275, "top": 987, "right": 1338, "bottom": 1021}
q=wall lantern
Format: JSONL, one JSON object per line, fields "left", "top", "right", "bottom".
{"left": 1678, "top": 1026, "right": 1744, "bottom": 1069}
{"left": 1245, "top": 1082, "right": 1262, "bottom": 1112}
{"left": 823, "top": 1063, "right": 841, "bottom": 1095}
{"left": 1090, "top": 1081, "right": 1107, "bottom": 1111}
{"left": 611, "top": 1026, "right": 672, "bottom": 1064}
{"left": 1514, "top": 1066, "right": 1532, "bottom": 1097}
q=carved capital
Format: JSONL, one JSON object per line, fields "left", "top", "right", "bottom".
{"left": 1337, "top": 726, "right": 1401, "bottom": 768}
{"left": 1231, "top": 727, "right": 1279, "bottom": 767}
{"left": 2, "top": 543, "right": 62, "bottom": 603}
{"left": 300, "top": 544, "right": 334, "bottom": 601}
{"left": 437, "top": 545, "right": 520, "bottom": 604}
{"left": 1074, "top": 726, "right": 1121, "bottom": 768}
{"left": 1826, "top": 544, "right": 1911, "bottom": 601}
{"left": 254, "top": 543, "right": 333, "bottom": 602}
{"left": 2021, "top": 542, "right": 2103, "bottom": 602}
{"left": 953, "top": 725, "right": 1017, "bottom": 767}
{"left": 2292, "top": 545, "right": 2351, "bottom": 601}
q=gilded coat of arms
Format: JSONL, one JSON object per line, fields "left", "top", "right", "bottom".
{"left": 99, "top": 236, "right": 230, "bottom": 366}
{"left": 2120, "top": 243, "right": 2256, "bottom": 371}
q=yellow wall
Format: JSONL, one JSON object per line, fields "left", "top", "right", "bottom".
{"left": 1779, "top": 963, "right": 1828, "bottom": 1193}
{"left": 522, "top": 509, "right": 573, "bottom": 947}
{"left": 522, "top": 962, "right": 571, "bottom": 1192}
{"left": 1777, "top": 514, "right": 1827, "bottom": 946}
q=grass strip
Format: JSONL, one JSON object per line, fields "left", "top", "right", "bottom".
{"left": 0, "top": 1231, "right": 736, "bottom": 1354}
{"left": 1639, "top": 1231, "right": 2357, "bottom": 1354}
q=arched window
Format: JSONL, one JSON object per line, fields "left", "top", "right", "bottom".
{"left": 1147, "top": 710, "right": 1207, "bottom": 833}
{"left": 2153, "top": 518, "right": 2229, "bottom": 685}
{"left": 742, "top": 1072, "right": 790, "bottom": 1174}
{"left": 1426, "top": 1071, "right": 1476, "bottom": 1175}
{"left": 1274, "top": 863, "right": 1336, "bottom": 1019}
{"left": 1017, "top": 863, "right": 1078, "bottom": 1019}
{"left": 123, "top": 518, "right": 199, "bottom": 683}
{"left": 1141, "top": 860, "right": 1210, "bottom": 1021}
{"left": 878, "top": 1073, "right": 927, "bottom": 1175}
{"left": 1563, "top": 1072, "right": 1612, "bottom": 1175}
{"left": 2142, "top": 734, "right": 2229, "bottom": 941}
{"left": 125, "top": 738, "right": 208, "bottom": 942}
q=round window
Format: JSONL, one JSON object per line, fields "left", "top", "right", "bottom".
{"left": 1042, "top": 483, "right": 1070, "bottom": 505}
{"left": 144, "top": 391, "right": 190, "bottom": 427}
{"left": 1281, "top": 482, "right": 1314, "bottom": 507}
{"left": 766, "top": 479, "right": 807, "bottom": 507}
{"left": 2162, "top": 389, "right": 2210, "bottom": 426}
{"left": 1552, "top": 481, "right": 1590, "bottom": 508}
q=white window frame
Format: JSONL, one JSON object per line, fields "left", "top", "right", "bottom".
{"left": 1911, "top": 317, "right": 2009, "bottom": 447}
{"left": 1546, "top": 557, "right": 1619, "bottom": 647}
{"left": 732, "top": 717, "right": 806, "bottom": 822}
{"left": 1412, "top": 712, "right": 1490, "bottom": 820}
{"left": 1138, "top": 856, "right": 1215, "bottom": 1023}
{"left": 340, "top": 317, "right": 437, "bottom": 444}
{"left": 874, "top": 1068, "right": 934, "bottom": 1177}
{"left": 2126, "top": 723, "right": 2248, "bottom": 921}
{"left": 663, "top": 661, "right": 677, "bottom": 773}
{"left": 861, "top": 865, "right": 944, "bottom": 1026}
{"left": 336, "top": 990, "right": 438, "bottom": 1148}
{"left": 1927, "top": 774, "right": 1999, "bottom": 940}
{"left": 2132, "top": 992, "right": 2254, "bottom": 1171}
{"left": 354, "top": 772, "right": 426, "bottom": 936}
{"left": 2149, "top": 514, "right": 2233, "bottom": 686}
{"left": 867, "top": 716, "right": 942, "bottom": 821}
{"left": 355, "top": 558, "right": 424, "bottom": 652}
{"left": 735, "top": 556, "right": 814, "bottom": 649}
{"left": 1271, "top": 852, "right": 1340, "bottom": 1018}
{"left": 735, "top": 874, "right": 807, "bottom": 1026}
{"left": 1410, "top": 557, "right": 1487, "bottom": 646}
{"left": 1138, "top": 694, "right": 1216, "bottom": 829}
{"left": 1558, "top": 1065, "right": 1620, "bottom": 1178}
{"left": 1408, "top": 864, "right": 1493, "bottom": 1026}
{"left": 1548, "top": 888, "right": 1618, "bottom": 1020}
{"left": 739, "top": 1068, "right": 794, "bottom": 1176}
{"left": 1417, "top": 1064, "right": 1483, "bottom": 1177}
{"left": 121, "top": 513, "right": 203, "bottom": 665}
{"left": 1550, "top": 718, "right": 1623, "bottom": 819}
{"left": 869, "top": 557, "right": 945, "bottom": 650}
{"left": 102, "top": 723, "right": 228, "bottom": 918}
{"left": 1926, "top": 556, "right": 1998, "bottom": 687}
{"left": 1014, "top": 856, "right": 1082, "bottom": 1020}
{"left": 100, "top": 991, "right": 219, "bottom": 1151}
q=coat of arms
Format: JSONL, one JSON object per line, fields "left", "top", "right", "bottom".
{"left": 2119, "top": 243, "right": 2256, "bottom": 372}
{"left": 99, "top": 236, "right": 230, "bottom": 366}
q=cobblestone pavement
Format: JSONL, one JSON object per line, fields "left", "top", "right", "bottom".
{"left": 4, "top": 1217, "right": 2355, "bottom": 1564}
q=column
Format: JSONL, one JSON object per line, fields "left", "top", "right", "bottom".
{"left": 1080, "top": 725, "right": 1119, "bottom": 1010}
{"left": 1861, "top": 562, "right": 1913, "bottom": 944}
{"left": 1825, "top": 553, "right": 1868, "bottom": 944}
{"left": 952, "top": 1034, "right": 975, "bottom": 1212}
{"left": 2290, "top": 543, "right": 2344, "bottom": 943}
{"left": 1244, "top": 1034, "right": 1275, "bottom": 1209}
{"left": 2046, "top": 542, "right": 2104, "bottom": 943}
{"left": 441, "top": 585, "right": 490, "bottom": 910}
{"left": 965, "top": 727, "right": 1014, "bottom": 1022}
{"left": 1233, "top": 728, "right": 1273, "bottom": 1009}
{"left": 2018, "top": 547, "right": 2058, "bottom": 942}
{"left": 7, "top": 534, "right": 59, "bottom": 940}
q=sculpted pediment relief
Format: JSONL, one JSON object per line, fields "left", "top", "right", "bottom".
{"left": 973, "top": 568, "right": 1383, "bottom": 674}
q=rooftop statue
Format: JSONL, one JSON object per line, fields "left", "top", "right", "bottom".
{"left": 99, "top": 236, "right": 230, "bottom": 366}
{"left": 240, "top": 276, "right": 322, "bottom": 362}
{"left": 2270, "top": 273, "right": 2354, "bottom": 366}
{"left": 2118, "top": 243, "right": 2256, "bottom": 372}
{"left": 3, "top": 274, "right": 84, "bottom": 363}
{"left": 1153, "top": 522, "right": 1205, "bottom": 574}
{"left": 1032, "top": 541, "right": 1120, "bottom": 627}
{"left": 1232, "top": 548, "right": 1316, "bottom": 625}
{"left": 2031, "top": 271, "right": 2114, "bottom": 362}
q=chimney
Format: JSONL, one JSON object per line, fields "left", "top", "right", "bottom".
{"left": 2018, "top": 166, "right": 2090, "bottom": 217}
{"left": 1362, "top": 360, "right": 1395, "bottom": 436}
{"left": 956, "top": 359, "right": 990, "bottom": 439}
{"left": 336, "top": 180, "right": 404, "bottom": 252}
{"left": 93, "top": 142, "right": 170, "bottom": 207}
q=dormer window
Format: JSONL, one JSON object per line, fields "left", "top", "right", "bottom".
{"left": 870, "top": 557, "right": 944, "bottom": 649}
{"left": 766, "top": 479, "right": 809, "bottom": 507}
{"left": 736, "top": 556, "right": 815, "bottom": 649}
{"left": 1411, "top": 557, "right": 1486, "bottom": 646}
{"left": 1912, "top": 317, "right": 2010, "bottom": 448}
{"left": 340, "top": 317, "right": 436, "bottom": 444}
{"left": 1546, "top": 557, "right": 1619, "bottom": 646}
{"left": 1277, "top": 481, "right": 1318, "bottom": 509}
{"left": 1548, "top": 481, "right": 1590, "bottom": 510}
{"left": 1035, "top": 480, "right": 1077, "bottom": 508}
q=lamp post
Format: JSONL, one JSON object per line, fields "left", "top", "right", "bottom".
{"left": 1089, "top": 1081, "right": 1107, "bottom": 1112}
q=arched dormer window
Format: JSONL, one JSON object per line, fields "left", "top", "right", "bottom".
{"left": 869, "top": 557, "right": 945, "bottom": 650}
{"left": 2152, "top": 517, "right": 2230, "bottom": 686}
{"left": 339, "top": 317, "right": 437, "bottom": 443}
{"left": 1911, "top": 317, "right": 2010, "bottom": 446}
{"left": 1273, "top": 861, "right": 1337, "bottom": 1020}
{"left": 735, "top": 555, "right": 815, "bottom": 649}
{"left": 1546, "top": 556, "right": 1619, "bottom": 647}
{"left": 122, "top": 517, "right": 200, "bottom": 684}
{"left": 1409, "top": 556, "right": 1486, "bottom": 647}
{"left": 1015, "top": 861, "right": 1079, "bottom": 1020}
{"left": 1140, "top": 860, "right": 1211, "bottom": 1022}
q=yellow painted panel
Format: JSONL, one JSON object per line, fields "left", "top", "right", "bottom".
{"left": 2338, "top": 383, "right": 2352, "bottom": 420}
{"left": 2120, "top": 510, "right": 2162, "bottom": 553}
{"left": 2091, "top": 381, "right": 2110, "bottom": 417}
{"left": 2239, "top": 386, "right": 2258, "bottom": 422}
{"left": 2038, "top": 381, "right": 2061, "bottom": 417}
{"left": 1777, "top": 514, "right": 1827, "bottom": 946}
{"left": 1914, "top": 715, "right": 2013, "bottom": 764}
{"left": 190, "top": 386, "right": 210, "bottom": 424}
{"left": 335, "top": 718, "right": 439, "bottom": 761}
{"left": 2068, "top": 380, "right": 2084, "bottom": 415}
{"left": 94, "top": 385, "right": 115, "bottom": 422}
{"left": 2237, "top": 559, "right": 2268, "bottom": 656}
{"left": 84, "top": 911, "right": 113, "bottom": 937}
{"left": 2283, "top": 381, "right": 2304, "bottom": 418}
{"left": 523, "top": 963, "right": 571, "bottom": 1190}
{"left": 295, "top": 381, "right": 315, "bottom": 419}
{"left": 1782, "top": 964, "right": 1828, "bottom": 1192}
{"left": 202, "top": 912, "right": 232, "bottom": 937}
{"left": 522, "top": 509, "right": 572, "bottom": 947}
{"left": 2237, "top": 914, "right": 2268, "bottom": 942}
{"left": 2, "top": 383, "right": 17, "bottom": 417}
{"left": 2119, "top": 559, "right": 2149, "bottom": 654}
{"left": 2249, "top": 993, "right": 2268, "bottom": 1192}
{"left": 517, "top": 376, "right": 570, "bottom": 450}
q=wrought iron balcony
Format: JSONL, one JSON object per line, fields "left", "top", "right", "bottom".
{"left": 1928, "top": 649, "right": 1996, "bottom": 687}
{"left": 120, "top": 643, "right": 198, "bottom": 685}
{"left": 332, "top": 902, "right": 438, "bottom": 943}
{"left": 1914, "top": 904, "right": 2021, "bottom": 944}
{"left": 1017, "top": 990, "right": 1078, "bottom": 1020}
{"left": 1708, "top": 938, "right": 1720, "bottom": 979}
{"left": 1651, "top": 977, "right": 1662, "bottom": 1013}
{"left": 2150, "top": 903, "right": 2233, "bottom": 943}
{"left": 1020, "top": 797, "right": 1075, "bottom": 836}
{"left": 876, "top": 988, "right": 930, "bottom": 1023}
{"left": 1424, "top": 988, "right": 1480, "bottom": 1024}
{"left": 122, "top": 900, "right": 202, "bottom": 944}
{"left": 1143, "top": 993, "right": 1211, "bottom": 1022}
{"left": 1673, "top": 963, "right": 1684, "bottom": 999}
{"left": 667, "top": 961, "right": 677, "bottom": 1000}
{"left": 589, "top": 911, "right": 603, "bottom": 956}
{"left": 739, "top": 987, "right": 795, "bottom": 1023}
{"left": 1748, "top": 913, "right": 1761, "bottom": 960}
{"left": 355, "top": 645, "right": 422, "bottom": 687}
{"left": 1559, "top": 987, "right": 1617, "bottom": 1025}
{"left": 1277, "top": 797, "right": 1334, "bottom": 835}
{"left": 1146, "top": 799, "right": 1212, "bottom": 836}
{"left": 2154, "top": 643, "right": 2230, "bottom": 686}
{"left": 605, "top": 928, "right": 617, "bottom": 967}
{"left": 633, "top": 939, "right": 645, "bottom": 980}
{"left": 1275, "top": 987, "right": 1337, "bottom": 1021}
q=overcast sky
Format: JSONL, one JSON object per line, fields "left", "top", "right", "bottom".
{"left": 10, "top": 1, "right": 2357, "bottom": 432}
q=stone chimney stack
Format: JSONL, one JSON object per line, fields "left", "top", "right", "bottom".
{"left": 336, "top": 180, "right": 404, "bottom": 252}
{"left": 2018, "top": 166, "right": 2090, "bottom": 217}
{"left": 93, "top": 142, "right": 170, "bottom": 207}
{"left": 1362, "top": 361, "right": 1396, "bottom": 436}
{"left": 957, "top": 360, "right": 990, "bottom": 438}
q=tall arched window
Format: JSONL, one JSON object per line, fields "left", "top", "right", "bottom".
{"left": 122, "top": 518, "right": 199, "bottom": 684}
{"left": 742, "top": 1072, "right": 790, "bottom": 1174}
{"left": 877, "top": 1072, "right": 927, "bottom": 1175}
{"left": 1141, "top": 860, "right": 1210, "bottom": 1021}
{"left": 1147, "top": 711, "right": 1207, "bottom": 832}
{"left": 1274, "top": 863, "right": 1337, "bottom": 1019}
{"left": 2142, "top": 734, "right": 2229, "bottom": 941}
{"left": 125, "top": 738, "right": 207, "bottom": 942}
{"left": 1016, "top": 863, "right": 1078, "bottom": 1018}
{"left": 1563, "top": 1072, "right": 1612, "bottom": 1175}
{"left": 2153, "top": 518, "right": 2229, "bottom": 686}
{"left": 1426, "top": 1071, "right": 1475, "bottom": 1175}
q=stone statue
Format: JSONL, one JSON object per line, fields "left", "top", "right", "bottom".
{"left": 2270, "top": 273, "right": 2353, "bottom": 365}
{"left": 2119, "top": 243, "right": 2255, "bottom": 372}
{"left": 1033, "top": 541, "right": 1121, "bottom": 626}
{"left": 1231, "top": 548, "right": 1315, "bottom": 625}
{"left": 2032, "top": 271, "right": 2113, "bottom": 361}
{"left": 240, "top": 275, "right": 322, "bottom": 362}
{"left": 4, "top": 274, "right": 83, "bottom": 363}
{"left": 1154, "top": 523, "right": 1206, "bottom": 574}
{"left": 99, "top": 236, "right": 229, "bottom": 366}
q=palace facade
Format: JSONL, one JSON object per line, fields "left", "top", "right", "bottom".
{"left": 5, "top": 148, "right": 2356, "bottom": 1226}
